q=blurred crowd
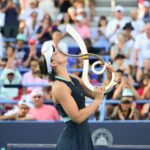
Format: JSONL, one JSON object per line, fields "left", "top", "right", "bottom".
{"left": 0, "top": 0, "right": 150, "bottom": 121}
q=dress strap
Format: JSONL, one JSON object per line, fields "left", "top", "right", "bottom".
{"left": 63, "top": 116, "right": 71, "bottom": 122}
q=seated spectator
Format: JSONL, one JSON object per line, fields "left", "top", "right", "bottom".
{"left": 92, "top": 16, "right": 110, "bottom": 52}
{"left": 20, "top": 0, "right": 44, "bottom": 22}
{"left": 28, "top": 89, "right": 60, "bottom": 121}
{"left": 57, "top": 13, "right": 73, "bottom": 36}
{"left": 142, "top": 1, "right": 150, "bottom": 23}
{"left": 0, "top": 98, "right": 34, "bottom": 120}
{"left": 110, "top": 33, "right": 130, "bottom": 61}
{"left": 133, "top": 23, "right": 150, "bottom": 67}
{"left": 22, "top": 58, "right": 49, "bottom": 92}
{"left": 130, "top": 9, "right": 145, "bottom": 37}
{"left": 0, "top": 58, "right": 7, "bottom": 74}
{"left": 122, "top": 22, "right": 136, "bottom": 76}
{"left": 43, "top": 29, "right": 68, "bottom": 53}
{"left": 105, "top": 5, "right": 128, "bottom": 44}
{"left": 57, "top": 0, "right": 72, "bottom": 13}
{"left": 0, "top": 68, "right": 22, "bottom": 100}
{"left": 25, "top": 11, "right": 40, "bottom": 40}
{"left": 43, "top": 86, "right": 53, "bottom": 103}
{"left": 5, "top": 46, "right": 18, "bottom": 69}
{"left": 110, "top": 94, "right": 140, "bottom": 120}
{"left": 105, "top": 69, "right": 125, "bottom": 119}
{"left": 84, "top": 38, "right": 104, "bottom": 55}
{"left": 36, "top": 13, "right": 53, "bottom": 44}
{"left": 15, "top": 33, "right": 29, "bottom": 68}
{"left": 74, "top": 15, "right": 91, "bottom": 39}
{"left": 112, "top": 75, "right": 140, "bottom": 100}
{"left": 112, "top": 54, "right": 130, "bottom": 74}
{"left": 38, "top": 0, "right": 56, "bottom": 20}
{"left": 138, "top": 73, "right": 150, "bottom": 100}
{"left": 136, "top": 58, "right": 150, "bottom": 82}
{"left": 23, "top": 39, "right": 38, "bottom": 68}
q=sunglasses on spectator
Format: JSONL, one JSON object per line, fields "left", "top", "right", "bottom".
{"left": 33, "top": 95, "right": 42, "bottom": 98}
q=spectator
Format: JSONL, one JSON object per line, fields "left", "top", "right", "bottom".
{"left": 22, "top": 58, "right": 49, "bottom": 92}
{"left": 74, "top": 15, "right": 91, "bottom": 39}
{"left": 110, "top": 33, "right": 130, "bottom": 61}
{"left": 38, "top": 0, "right": 57, "bottom": 20}
{"left": 28, "top": 89, "right": 60, "bottom": 121}
{"left": 0, "top": 58, "right": 7, "bottom": 73}
{"left": 5, "top": 46, "right": 18, "bottom": 69}
{"left": 0, "top": 31, "right": 4, "bottom": 59}
{"left": 112, "top": 54, "right": 129, "bottom": 74}
{"left": 105, "top": 5, "right": 128, "bottom": 44}
{"left": 133, "top": 23, "right": 150, "bottom": 67}
{"left": 43, "top": 85, "right": 55, "bottom": 105}
{"left": 58, "top": 0, "right": 72, "bottom": 13}
{"left": 105, "top": 69, "right": 124, "bottom": 119}
{"left": 130, "top": 9, "right": 145, "bottom": 37}
{"left": 23, "top": 39, "right": 38, "bottom": 68}
{"left": 1, "top": 0, "right": 19, "bottom": 38}
{"left": 143, "top": 1, "right": 150, "bottom": 23}
{"left": 0, "top": 68, "right": 22, "bottom": 100}
{"left": 20, "top": 0, "right": 43, "bottom": 22}
{"left": 123, "top": 22, "right": 135, "bottom": 67}
{"left": 110, "top": 93, "right": 140, "bottom": 120}
{"left": 84, "top": 38, "right": 104, "bottom": 55}
{"left": 43, "top": 85, "right": 52, "bottom": 100}
{"left": 0, "top": 4, "right": 5, "bottom": 58}
{"left": 112, "top": 76, "right": 140, "bottom": 100}
{"left": 36, "top": 14, "right": 53, "bottom": 44}
{"left": 92, "top": 16, "right": 110, "bottom": 52}
{"left": 136, "top": 58, "right": 150, "bottom": 82}
{"left": 43, "top": 29, "right": 68, "bottom": 53}
{"left": 18, "top": 19, "right": 26, "bottom": 34}
{"left": 57, "top": 13, "right": 73, "bottom": 36}
{"left": 138, "top": 73, "right": 150, "bottom": 100}
{"left": 25, "top": 11, "right": 40, "bottom": 40}
{"left": 15, "top": 33, "right": 28, "bottom": 68}
{"left": 0, "top": 98, "right": 34, "bottom": 120}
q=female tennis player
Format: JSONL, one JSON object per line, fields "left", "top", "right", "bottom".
{"left": 36, "top": 41, "right": 114, "bottom": 150}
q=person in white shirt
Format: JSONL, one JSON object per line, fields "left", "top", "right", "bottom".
{"left": 133, "top": 23, "right": 150, "bottom": 67}
{"left": 130, "top": 8, "right": 145, "bottom": 38}
{"left": 105, "top": 5, "right": 128, "bottom": 44}
{"left": 19, "top": 0, "right": 44, "bottom": 22}
{"left": 123, "top": 22, "right": 135, "bottom": 66}
{"left": 0, "top": 68, "right": 22, "bottom": 100}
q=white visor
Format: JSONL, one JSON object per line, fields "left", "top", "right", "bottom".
{"left": 41, "top": 41, "right": 55, "bottom": 73}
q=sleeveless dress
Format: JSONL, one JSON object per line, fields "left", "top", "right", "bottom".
{"left": 55, "top": 76, "right": 94, "bottom": 150}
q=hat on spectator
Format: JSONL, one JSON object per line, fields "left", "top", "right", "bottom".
{"left": 6, "top": 69, "right": 15, "bottom": 75}
{"left": 76, "top": 15, "right": 84, "bottom": 22}
{"left": 143, "top": 1, "right": 150, "bottom": 7}
{"left": 31, "top": 89, "right": 44, "bottom": 97}
{"left": 30, "top": 0, "right": 37, "bottom": 3}
{"left": 16, "top": 34, "right": 26, "bottom": 42}
{"left": 115, "top": 5, "right": 124, "bottom": 12}
{"left": 18, "top": 98, "right": 34, "bottom": 108}
{"left": 123, "top": 22, "right": 134, "bottom": 30}
{"left": 122, "top": 88, "right": 134, "bottom": 97}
